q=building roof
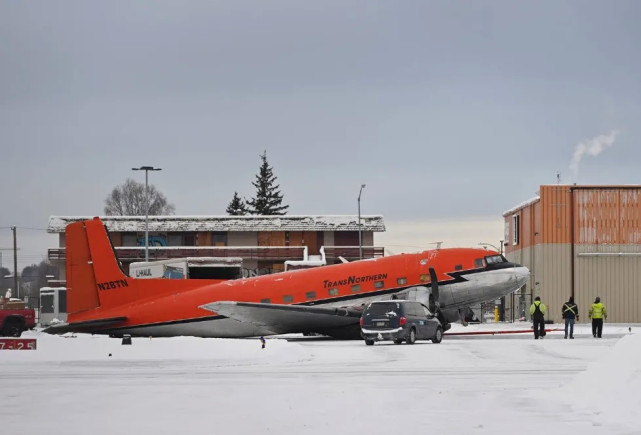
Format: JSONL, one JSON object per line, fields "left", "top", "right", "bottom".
{"left": 502, "top": 196, "right": 540, "bottom": 217}
{"left": 47, "top": 215, "right": 386, "bottom": 233}
{"left": 502, "top": 184, "right": 641, "bottom": 217}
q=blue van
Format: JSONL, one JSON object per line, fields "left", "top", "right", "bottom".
{"left": 360, "top": 300, "right": 443, "bottom": 345}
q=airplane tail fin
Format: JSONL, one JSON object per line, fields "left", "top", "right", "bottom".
{"left": 66, "top": 218, "right": 131, "bottom": 315}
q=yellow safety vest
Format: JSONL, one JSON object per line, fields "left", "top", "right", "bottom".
{"left": 589, "top": 302, "right": 607, "bottom": 319}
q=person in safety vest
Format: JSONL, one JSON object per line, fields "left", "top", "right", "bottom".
{"left": 561, "top": 296, "right": 579, "bottom": 339}
{"left": 588, "top": 296, "right": 607, "bottom": 338}
{"left": 529, "top": 296, "right": 546, "bottom": 339}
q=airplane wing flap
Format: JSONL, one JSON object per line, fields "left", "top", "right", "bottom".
{"left": 201, "top": 302, "right": 362, "bottom": 335}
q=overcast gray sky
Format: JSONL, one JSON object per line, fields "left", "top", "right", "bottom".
{"left": 1, "top": 1, "right": 640, "bottom": 270}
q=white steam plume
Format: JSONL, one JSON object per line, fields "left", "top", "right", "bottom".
{"left": 569, "top": 130, "right": 619, "bottom": 179}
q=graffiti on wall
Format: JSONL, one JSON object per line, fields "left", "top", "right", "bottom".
{"left": 137, "top": 236, "right": 168, "bottom": 247}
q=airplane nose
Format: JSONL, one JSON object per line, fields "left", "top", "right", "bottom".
{"left": 513, "top": 265, "right": 530, "bottom": 286}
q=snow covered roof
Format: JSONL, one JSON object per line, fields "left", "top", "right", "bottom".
{"left": 502, "top": 196, "right": 540, "bottom": 216}
{"left": 47, "top": 215, "right": 386, "bottom": 233}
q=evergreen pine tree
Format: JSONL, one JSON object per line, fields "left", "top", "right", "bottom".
{"left": 226, "top": 191, "right": 249, "bottom": 215}
{"left": 246, "top": 151, "right": 289, "bottom": 215}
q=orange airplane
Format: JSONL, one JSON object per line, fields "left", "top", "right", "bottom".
{"left": 45, "top": 217, "right": 529, "bottom": 339}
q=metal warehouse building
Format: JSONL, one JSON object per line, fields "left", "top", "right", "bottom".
{"left": 503, "top": 185, "right": 641, "bottom": 323}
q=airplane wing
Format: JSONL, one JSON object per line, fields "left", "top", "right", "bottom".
{"left": 43, "top": 316, "right": 128, "bottom": 335}
{"left": 201, "top": 302, "right": 363, "bottom": 338}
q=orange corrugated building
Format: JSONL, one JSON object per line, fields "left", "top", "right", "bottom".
{"left": 503, "top": 185, "right": 641, "bottom": 324}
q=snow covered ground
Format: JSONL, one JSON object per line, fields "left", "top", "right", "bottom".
{"left": 1, "top": 323, "right": 639, "bottom": 435}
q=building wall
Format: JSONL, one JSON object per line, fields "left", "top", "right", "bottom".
{"left": 575, "top": 244, "right": 641, "bottom": 323}
{"left": 228, "top": 232, "right": 257, "bottom": 246}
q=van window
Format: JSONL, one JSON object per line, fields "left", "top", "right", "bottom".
{"left": 41, "top": 294, "right": 54, "bottom": 313}
{"left": 365, "top": 302, "right": 400, "bottom": 316}
{"left": 407, "top": 303, "right": 423, "bottom": 317}
{"left": 58, "top": 290, "right": 67, "bottom": 312}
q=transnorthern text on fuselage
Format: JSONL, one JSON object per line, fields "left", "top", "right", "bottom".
{"left": 323, "top": 274, "right": 388, "bottom": 288}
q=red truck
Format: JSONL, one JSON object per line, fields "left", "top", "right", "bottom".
{"left": 0, "top": 297, "right": 36, "bottom": 337}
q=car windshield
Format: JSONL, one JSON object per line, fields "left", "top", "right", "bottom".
{"left": 365, "top": 302, "right": 400, "bottom": 317}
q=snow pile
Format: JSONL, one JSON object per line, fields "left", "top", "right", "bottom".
{"left": 566, "top": 332, "right": 641, "bottom": 428}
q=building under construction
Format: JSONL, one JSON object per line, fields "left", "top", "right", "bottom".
{"left": 503, "top": 185, "right": 641, "bottom": 323}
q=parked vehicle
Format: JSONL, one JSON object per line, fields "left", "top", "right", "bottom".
{"left": 360, "top": 300, "right": 443, "bottom": 345}
{"left": 0, "top": 297, "right": 36, "bottom": 337}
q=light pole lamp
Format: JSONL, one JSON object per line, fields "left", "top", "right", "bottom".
{"left": 358, "top": 184, "right": 366, "bottom": 260}
{"left": 132, "top": 166, "right": 162, "bottom": 262}
{"left": 479, "top": 242, "right": 500, "bottom": 252}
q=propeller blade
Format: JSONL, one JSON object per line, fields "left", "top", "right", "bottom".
{"left": 429, "top": 267, "right": 439, "bottom": 312}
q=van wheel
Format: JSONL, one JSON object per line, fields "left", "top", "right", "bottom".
{"left": 432, "top": 326, "right": 443, "bottom": 344}
{"left": 393, "top": 339, "right": 403, "bottom": 344}
{"left": 365, "top": 340, "right": 375, "bottom": 346}
{"left": 406, "top": 328, "right": 416, "bottom": 344}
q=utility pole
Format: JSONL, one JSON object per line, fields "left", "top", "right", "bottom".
{"left": 358, "top": 184, "right": 366, "bottom": 260}
{"left": 12, "top": 226, "right": 18, "bottom": 299}
{"left": 132, "top": 166, "right": 162, "bottom": 262}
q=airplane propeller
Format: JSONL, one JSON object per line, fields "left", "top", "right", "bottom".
{"left": 429, "top": 267, "right": 450, "bottom": 331}
{"left": 428, "top": 267, "right": 440, "bottom": 313}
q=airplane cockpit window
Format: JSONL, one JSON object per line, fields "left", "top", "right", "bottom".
{"left": 485, "top": 255, "right": 507, "bottom": 265}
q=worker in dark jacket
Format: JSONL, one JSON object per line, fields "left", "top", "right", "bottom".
{"left": 588, "top": 297, "right": 607, "bottom": 338}
{"left": 529, "top": 296, "right": 546, "bottom": 339}
{"left": 562, "top": 296, "right": 579, "bottom": 339}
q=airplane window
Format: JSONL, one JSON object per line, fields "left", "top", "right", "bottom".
{"left": 374, "top": 280, "right": 384, "bottom": 289}
{"left": 397, "top": 277, "right": 407, "bottom": 285}
{"left": 351, "top": 284, "right": 361, "bottom": 293}
{"left": 455, "top": 264, "right": 463, "bottom": 271}
{"left": 283, "top": 295, "right": 293, "bottom": 303}
{"left": 305, "top": 291, "right": 316, "bottom": 300}
{"left": 474, "top": 258, "right": 486, "bottom": 268}
{"left": 260, "top": 298, "right": 271, "bottom": 304}
{"left": 328, "top": 288, "right": 339, "bottom": 296}
{"left": 419, "top": 274, "right": 430, "bottom": 282}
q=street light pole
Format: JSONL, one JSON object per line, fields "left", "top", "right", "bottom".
{"left": 479, "top": 242, "right": 500, "bottom": 252}
{"left": 12, "top": 226, "right": 18, "bottom": 299}
{"left": 132, "top": 166, "right": 162, "bottom": 262}
{"left": 358, "top": 184, "right": 366, "bottom": 260}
